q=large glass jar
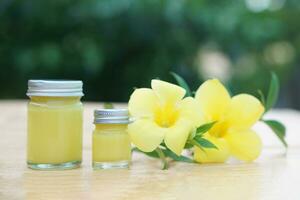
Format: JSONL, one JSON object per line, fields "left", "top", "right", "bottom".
{"left": 92, "top": 109, "right": 131, "bottom": 169}
{"left": 27, "top": 80, "right": 84, "bottom": 170}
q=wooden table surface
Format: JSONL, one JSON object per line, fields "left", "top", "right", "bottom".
{"left": 1, "top": 101, "right": 300, "bottom": 200}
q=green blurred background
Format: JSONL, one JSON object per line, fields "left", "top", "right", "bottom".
{"left": 0, "top": 0, "right": 299, "bottom": 109}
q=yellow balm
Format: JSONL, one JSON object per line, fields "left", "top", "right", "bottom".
{"left": 92, "top": 109, "right": 131, "bottom": 169}
{"left": 27, "top": 80, "right": 84, "bottom": 170}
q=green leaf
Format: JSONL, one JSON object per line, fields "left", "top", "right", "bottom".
{"left": 132, "top": 147, "right": 160, "bottom": 158}
{"left": 265, "top": 72, "right": 279, "bottom": 112}
{"left": 263, "top": 120, "right": 287, "bottom": 148}
{"left": 133, "top": 147, "right": 194, "bottom": 164}
{"left": 193, "top": 137, "right": 218, "bottom": 149}
{"left": 257, "top": 89, "right": 266, "bottom": 107}
{"left": 264, "top": 120, "right": 286, "bottom": 137}
{"left": 160, "top": 142, "right": 167, "bottom": 148}
{"left": 195, "top": 121, "right": 217, "bottom": 137}
{"left": 155, "top": 147, "right": 169, "bottom": 170}
{"left": 190, "top": 139, "right": 207, "bottom": 153}
{"left": 103, "top": 102, "right": 114, "bottom": 109}
{"left": 170, "top": 72, "right": 192, "bottom": 97}
{"left": 162, "top": 149, "right": 194, "bottom": 163}
{"left": 184, "top": 142, "right": 194, "bottom": 149}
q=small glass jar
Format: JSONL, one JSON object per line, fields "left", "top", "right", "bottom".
{"left": 27, "top": 80, "right": 84, "bottom": 170}
{"left": 92, "top": 109, "right": 131, "bottom": 169}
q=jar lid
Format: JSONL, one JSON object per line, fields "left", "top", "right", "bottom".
{"left": 27, "top": 80, "right": 84, "bottom": 97}
{"left": 94, "top": 109, "right": 130, "bottom": 124}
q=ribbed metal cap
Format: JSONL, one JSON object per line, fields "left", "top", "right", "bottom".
{"left": 94, "top": 109, "right": 130, "bottom": 124}
{"left": 27, "top": 80, "right": 84, "bottom": 97}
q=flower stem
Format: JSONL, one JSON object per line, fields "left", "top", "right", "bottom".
{"left": 155, "top": 147, "right": 168, "bottom": 170}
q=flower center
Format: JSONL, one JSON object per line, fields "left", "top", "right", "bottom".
{"left": 154, "top": 103, "right": 179, "bottom": 128}
{"left": 209, "top": 121, "right": 229, "bottom": 138}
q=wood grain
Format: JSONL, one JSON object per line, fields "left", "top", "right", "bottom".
{"left": 0, "top": 101, "right": 300, "bottom": 200}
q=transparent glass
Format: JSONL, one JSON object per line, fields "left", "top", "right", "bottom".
{"left": 27, "top": 96, "right": 83, "bottom": 170}
{"left": 92, "top": 124, "right": 131, "bottom": 169}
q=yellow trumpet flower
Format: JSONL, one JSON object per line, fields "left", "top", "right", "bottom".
{"left": 194, "top": 79, "right": 265, "bottom": 163}
{"left": 128, "top": 80, "right": 204, "bottom": 156}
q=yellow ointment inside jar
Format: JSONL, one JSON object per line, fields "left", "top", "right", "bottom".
{"left": 92, "top": 109, "right": 131, "bottom": 169}
{"left": 27, "top": 80, "right": 84, "bottom": 170}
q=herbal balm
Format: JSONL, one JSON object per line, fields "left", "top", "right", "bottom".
{"left": 27, "top": 80, "right": 84, "bottom": 170}
{"left": 92, "top": 109, "right": 131, "bottom": 169}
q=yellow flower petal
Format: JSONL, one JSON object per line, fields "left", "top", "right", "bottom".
{"left": 225, "top": 94, "right": 265, "bottom": 130}
{"left": 164, "top": 118, "right": 193, "bottom": 156}
{"left": 178, "top": 97, "right": 205, "bottom": 127}
{"left": 128, "top": 88, "right": 158, "bottom": 118}
{"left": 151, "top": 80, "right": 186, "bottom": 104}
{"left": 193, "top": 135, "right": 230, "bottom": 163}
{"left": 128, "top": 119, "right": 165, "bottom": 152}
{"left": 195, "top": 79, "right": 231, "bottom": 121}
{"left": 225, "top": 129, "right": 262, "bottom": 162}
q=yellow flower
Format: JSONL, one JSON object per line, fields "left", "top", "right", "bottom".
{"left": 128, "top": 80, "right": 204, "bottom": 156}
{"left": 194, "top": 79, "right": 264, "bottom": 163}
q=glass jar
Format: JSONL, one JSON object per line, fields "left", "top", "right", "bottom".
{"left": 27, "top": 80, "right": 84, "bottom": 170}
{"left": 92, "top": 109, "right": 131, "bottom": 169}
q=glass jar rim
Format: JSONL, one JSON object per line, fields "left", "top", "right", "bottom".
{"left": 27, "top": 80, "right": 84, "bottom": 97}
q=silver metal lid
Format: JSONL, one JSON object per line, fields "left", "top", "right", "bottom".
{"left": 27, "top": 80, "right": 84, "bottom": 97}
{"left": 94, "top": 109, "right": 130, "bottom": 124}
